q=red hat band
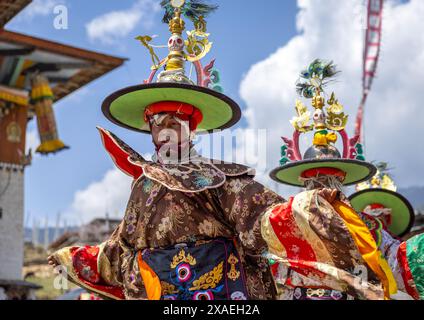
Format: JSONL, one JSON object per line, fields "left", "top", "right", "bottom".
{"left": 301, "top": 167, "right": 347, "bottom": 180}
{"left": 144, "top": 101, "right": 203, "bottom": 131}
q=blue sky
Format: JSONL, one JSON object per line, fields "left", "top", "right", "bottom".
{"left": 8, "top": 0, "right": 424, "bottom": 227}
{"left": 7, "top": 0, "right": 299, "bottom": 225}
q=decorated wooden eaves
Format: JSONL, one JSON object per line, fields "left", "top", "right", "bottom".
{"left": 0, "top": 0, "right": 32, "bottom": 28}
{"left": 0, "top": 0, "right": 126, "bottom": 161}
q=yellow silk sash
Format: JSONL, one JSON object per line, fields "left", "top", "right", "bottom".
{"left": 333, "top": 200, "right": 397, "bottom": 299}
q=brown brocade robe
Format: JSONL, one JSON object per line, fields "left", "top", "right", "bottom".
{"left": 53, "top": 128, "right": 285, "bottom": 300}
{"left": 53, "top": 128, "right": 424, "bottom": 300}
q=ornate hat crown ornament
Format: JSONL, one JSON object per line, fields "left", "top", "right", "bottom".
{"left": 356, "top": 162, "right": 397, "bottom": 192}
{"left": 102, "top": 0, "right": 241, "bottom": 134}
{"left": 140, "top": 0, "right": 216, "bottom": 86}
{"left": 349, "top": 161, "right": 415, "bottom": 237}
{"left": 270, "top": 59, "right": 377, "bottom": 187}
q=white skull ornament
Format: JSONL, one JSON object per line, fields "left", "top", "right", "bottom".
{"left": 168, "top": 34, "right": 184, "bottom": 52}
{"left": 313, "top": 108, "right": 326, "bottom": 129}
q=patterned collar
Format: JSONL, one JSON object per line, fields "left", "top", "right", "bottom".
{"left": 152, "top": 147, "right": 202, "bottom": 165}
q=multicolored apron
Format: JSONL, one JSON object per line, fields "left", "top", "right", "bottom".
{"left": 139, "top": 237, "right": 249, "bottom": 300}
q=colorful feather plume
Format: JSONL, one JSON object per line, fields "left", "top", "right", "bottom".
{"left": 161, "top": 0, "right": 218, "bottom": 24}
{"left": 296, "top": 59, "right": 339, "bottom": 98}
{"left": 296, "top": 82, "right": 315, "bottom": 99}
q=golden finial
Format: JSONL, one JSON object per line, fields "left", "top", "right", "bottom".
{"left": 310, "top": 86, "right": 324, "bottom": 110}
{"left": 312, "top": 95, "right": 325, "bottom": 109}
{"left": 169, "top": 7, "right": 185, "bottom": 34}
{"left": 165, "top": 1, "right": 187, "bottom": 71}
{"left": 136, "top": 0, "right": 216, "bottom": 83}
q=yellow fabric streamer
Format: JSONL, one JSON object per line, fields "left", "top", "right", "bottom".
{"left": 31, "top": 84, "right": 54, "bottom": 101}
{"left": 137, "top": 252, "right": 161, "bottom": 300}
{"left": 35, "top": 139, "right": 68, "bottom": 154}
{"left": 0, "top": 90, "right": 28, "bottom": 106}
{"left": 333, "top": 200, "right": 397, "bottom": 299}
{"left": 31, "top": 75, "right": 68, "bottom": 155}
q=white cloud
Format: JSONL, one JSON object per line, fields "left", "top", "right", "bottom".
{"left": 65, "top": 168, "right": 132, "bottom": 225}
{"left": 65, "top": 153, "right": 152, "bottom": 225}
{"left": 86, "top": 0, "right": 161, "bottom": 45}
{"left": 239, "top": 0, "right": 424, "bottom": 193}
{"left": 21, "top": 0, "right": 64, "bottom": 19}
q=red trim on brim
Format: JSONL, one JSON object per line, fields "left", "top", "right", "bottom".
{"left": 301, "top": 167, "right": 346, "bottom": 180}
{"left": 144, "top": 101, "right": 203, "bottom": 131}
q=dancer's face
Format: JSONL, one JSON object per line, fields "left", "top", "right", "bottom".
{"left": 150, "top": 113, "right": 191, "bottom": 149}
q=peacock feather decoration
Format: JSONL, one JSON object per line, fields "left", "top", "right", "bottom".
{"left": 296, "top": 59, "right": 339, "bottom": 98}
{"left": 160, "top": 0, "right": 218, "bottom": 25}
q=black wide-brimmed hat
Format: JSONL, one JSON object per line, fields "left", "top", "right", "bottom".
{"left": 349, "top": 163, "right": 415, "bottom": 237}
{"left": 102, "top": 82, "right": 241, "bottom": 134}
{"left": 102, "top": 0, "right": 241, "bottom": 134}
{"left": 270, "top": 158, "right": 377, "bottom": 187}
{"left": 269, "top": 60, "right": 377, "bottom": 187}
{"left": 349, "top": 189, "right": 415, "bottom": 237}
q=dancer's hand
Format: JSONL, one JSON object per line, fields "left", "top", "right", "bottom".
{"left": 317, "top": 188, "right": 339, "bottom": 204}
{"left": 47, "top": 254, "right": 59, "bottom": 269}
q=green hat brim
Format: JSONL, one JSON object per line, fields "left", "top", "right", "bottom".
{"left": 270, "top": 159, "right": 377, "bottom": 187}
{"left": 349, "top": 189, "right": 415, "bottom": 237}
{"left": 102, "top": 83, "right": 241, "bottom": 134}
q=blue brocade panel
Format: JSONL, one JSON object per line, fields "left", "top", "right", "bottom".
{"left": 141, "top": 238, "right": 249, "bottom": 300}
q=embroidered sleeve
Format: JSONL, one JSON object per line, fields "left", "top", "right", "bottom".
{"left": 53, "top": 222, "right": 129, "bottom": 300}
{"left": 217, "top": 177, "right": 286, "bottom": 254}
